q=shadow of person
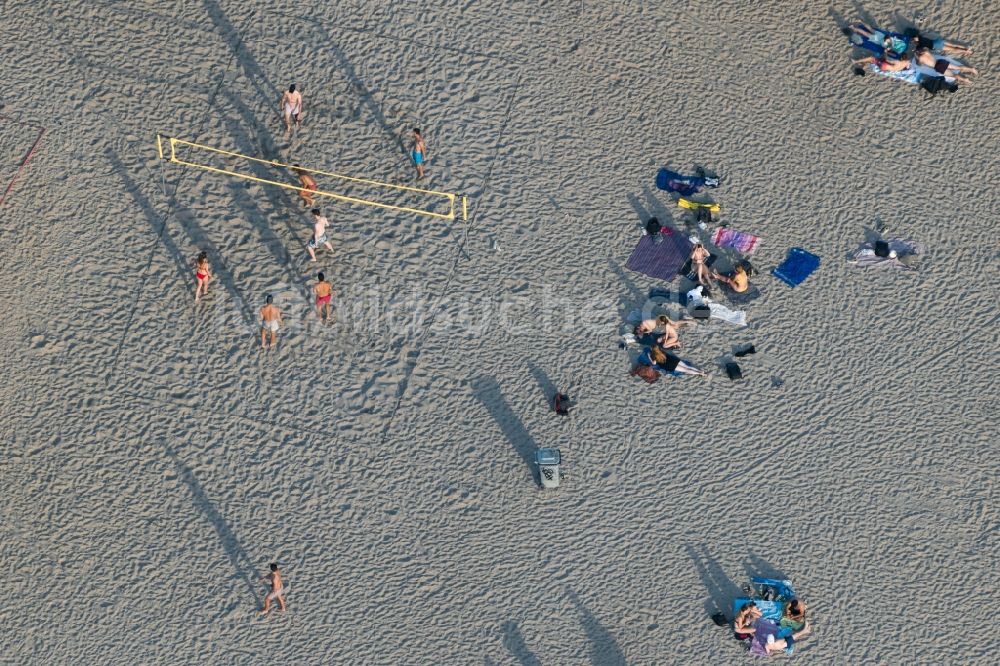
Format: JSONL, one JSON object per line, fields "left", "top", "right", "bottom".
{"left": 566, "top": 588, "right": 627, "bottom": 666}
{"left": 165, "top": 445, "right": 262, "bottom": 608}
{"left": 471, "top": 376, "right": 537, "bottom": 482}
{"left": 500, "top": 621, "right": 543, "bottom": 666}
{"left": 686, "top": 543, "right": 743, "bottom": 622}
{"left": 525, "top": 360, "right": 558, "bottom": 411}
{"left": 744, "top": 553, "right": 789, "bottom": 582}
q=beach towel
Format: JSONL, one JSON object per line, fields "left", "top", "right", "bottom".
{"left": 678, "top": 198, "right": 720, "bottom": 213}
{"left": 772, "top": 248, "right": 820, "bottom": 287}
{"left": 847, "top": 23, "right": 909, "bottom": 58}
{"left": 626, "top": 228, "right": 693, "bottom": 282}
{"left": 851, "top": 239, "right": 923, "bottom": 271}
{"left": 712, "top": 227, "right": 760, "bottom": 254}
{"left": 708, "top": 302, "right": 747, "bottom": 327}
{"left": 656, "top": 168, "right": 714, "bottom": 196}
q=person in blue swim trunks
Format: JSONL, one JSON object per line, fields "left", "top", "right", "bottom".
{"left": 411, "top": 128, "right": 428, "bottom": 179}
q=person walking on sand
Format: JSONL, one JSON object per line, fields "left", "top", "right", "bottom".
{"left": 260, "top": 294, "right": 283, "bottom": 349}
{"left": 314, "top": 271, "right": 334, "bottom": 322}
{"left": 293, "top": 165, "right": 317, "bottom": 207}
{"left": 307, "top": 208, "right": 334, "bottom": 262}
{"left": 280, "top": 84, "right": 303, "bottom": 132}
{"left": 259, "top": 563, "right": 286, "bottom": 615}
{"left": 194, "top": 251, "right": 212, "bottom": 303}
{"left": 411, "top": 128, "right": 428, "bottom": 180}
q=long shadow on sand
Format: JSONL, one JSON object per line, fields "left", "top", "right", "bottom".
{"left": 471, "top": 376, "right": 537, "bottom": 482}
{"left": 500, "top": 621, "right": 543, "bottom": 666}
{"left": 744, "top": 554, "right": 788, "bottom": 582}
{"left": 202, "top": 0, "right": 276, "bottom": 112}
{"left": 686, "top": 543, "right": 743, "bottom": 622}
{"left": 109, "top": 150, "right": 255, "bottom": 331}
{"left": 567, "top": 588, "right": 627, "bottom": 666}
{"left": 166, "top": 445, "right": 262, "bottom": 607}
{"left": 525, "top": 360, "right": 557, "bottom": 411}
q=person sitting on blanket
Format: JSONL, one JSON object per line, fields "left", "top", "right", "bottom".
{"left": 638, "top": 345, "right": 706, "bottom": 377}
{"left": 914, "top": 47, "right": 977, "bottom": 82}
{"left": 780, "top": 599, "right": 807, "bottom": 632}
{"left": 712, "top": 266, "right": 749, "bottom": 293}
{"left": 733, "top": 602, "right": 760, "bottom": 641}
{"left": 635, "top": 315, "right": 694, "bottom": 350}
{"left": 690, "top": 242, "right": 712, "bottom": 286}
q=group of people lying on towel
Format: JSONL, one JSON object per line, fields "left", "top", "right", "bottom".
{"left": 734, "top": 598, "right": 811, "bottom": 657}
{"left": 632, "top": 316, "right": 707, "bottom": 378}
{"left": 844, "top": 21, "right": 977, "bottom": 90}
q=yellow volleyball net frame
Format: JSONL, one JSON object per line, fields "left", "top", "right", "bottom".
{"left": 156, "top": 134, "right": 467, "bottom": 221}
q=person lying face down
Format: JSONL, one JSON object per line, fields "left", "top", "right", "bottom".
{"left": 640, "top": 345, "right": 706, "bottom": 377}
{"left": 914, "top": 47, "right": 978, "bottom": 83}
{"left": 634, "top": 315, "right": 696, "bottom": 349}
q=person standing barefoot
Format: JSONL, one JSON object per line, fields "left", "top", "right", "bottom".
{"left": 259, "top": 563, "right": 286, "bottom": 615}
{"left": 280, "top": 84, "right": 303, "bottom": 133}
{"left": 411, "top": 128, "right": 428, "bottom": 180}
{"left": 292, "top": 165, "right": 317, "bottom": 207}
{"left": 194, "top": 252, "right": 212, "bottom": 303}
{"left": 307, "top": 208, "right": 334, "bottom": 262}
{"left": 260, "top": 294, "right": 283, "bottom": 349}
{"left": 314, "top": 271, "right": 334, "bottom": 322}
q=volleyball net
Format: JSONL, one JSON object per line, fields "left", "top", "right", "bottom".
{"left": 156, "top": 134, "right": 466, "bottom": 221}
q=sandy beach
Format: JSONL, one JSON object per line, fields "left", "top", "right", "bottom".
{"left": 1, "top": 0, "right": 998, "bottom": 663}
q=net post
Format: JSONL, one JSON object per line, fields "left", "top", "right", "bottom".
{"left": 156, "top": 134, "right": 163, "bottom": 160}
{"left": 462, "top": 196, "right": 468, "bottom": 221}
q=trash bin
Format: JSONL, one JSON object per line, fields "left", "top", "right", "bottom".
{"left": 535, "top": 448, "right": 561, "bottom": 489}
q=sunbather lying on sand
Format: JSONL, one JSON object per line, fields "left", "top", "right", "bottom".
{"left": 639, "top": 345, "right": 706, "bottom": 377}
{"left": 852, "top": 55, "right": 912, "bottom": 73}
{"left": 635, "top": 315, "right": 694, "bottom": 350}
{"left": 914, "top": 47, "right": 977, "bottom": 82}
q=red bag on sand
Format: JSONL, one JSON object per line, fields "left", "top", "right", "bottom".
{"left": 631, "top": 365, "right": 659, "bottom": 384}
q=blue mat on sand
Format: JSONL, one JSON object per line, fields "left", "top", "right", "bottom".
{"left": 772, "top": 248, "right": 820, "bottom": 287}
{"left": 626, "top": 229, "right": 693, "bottom": 282}
{"left": 656, "top": 168, "right": 708, "bottom": 196}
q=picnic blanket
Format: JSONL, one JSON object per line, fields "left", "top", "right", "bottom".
{"left": 712, "top": 227, "right": 760, "bottom": 254}
{"left": 772, "top": 248, "right": 820, "bottom": 287}
{"left": 656, "top": 168, "right": 711, "bottom": 196}
{"left": 626, "top": 228, "right": 693, "bottom": 282}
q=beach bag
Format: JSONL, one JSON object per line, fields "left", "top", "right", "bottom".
{"left": 725, "top": 362, "right": 743, "bottom": 381}
{"left": 920, "top": 76, "right": 956, "bottom": 96}
{"left": 631, "top": 365, "right": 659, "bottom": 384}
{"left": 691, "top": 304, "right": 711, "bottom": 319}
{"left": 645, "top": 217, "right": 662, "bottom": 236}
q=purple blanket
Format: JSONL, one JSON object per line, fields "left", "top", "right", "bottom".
{"left": 626, "top": 229, "right": 693, "bottom": 282}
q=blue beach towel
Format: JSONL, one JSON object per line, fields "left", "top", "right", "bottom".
{"left": 848, "top": 23, "right": 909, "bottom": 58}
{"left": 772, "top": 248, "right": 820, "bottom": 287}
{"left": 656, "top": 168, "right": 709, "bottom": 196}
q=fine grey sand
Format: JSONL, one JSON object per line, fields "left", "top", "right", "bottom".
{"left": 1, "top": 1, "right": 998, "bottom": 663}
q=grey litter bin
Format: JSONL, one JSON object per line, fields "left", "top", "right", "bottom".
{"left": 535, "top": 448, "right": 561, "bottom": 489}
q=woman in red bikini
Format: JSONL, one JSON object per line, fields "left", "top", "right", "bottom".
{"left": 194, "top": 251, "right": 212, "bottom": 303}
{"left": 313, "top": 271, "right": 334, "bottom": 322}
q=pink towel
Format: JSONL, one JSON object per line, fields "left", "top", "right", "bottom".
{"left": 712, "top": 227, "right": 760, "bottom": 254}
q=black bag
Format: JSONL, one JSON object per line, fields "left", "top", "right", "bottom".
{"left": 725, "top": 362, "right": 743, "bottom": 380}
{"left": 645, "top": 217, "right": 661, "bottom": 236}
{"left": 874, "top": 240, "right": 891, "bottom": 257}
{"left": 919, "top": 76, "right": 957, "bottom": 96}
{"left": 691, "top": 304, "right": 711, "bottom": 319}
